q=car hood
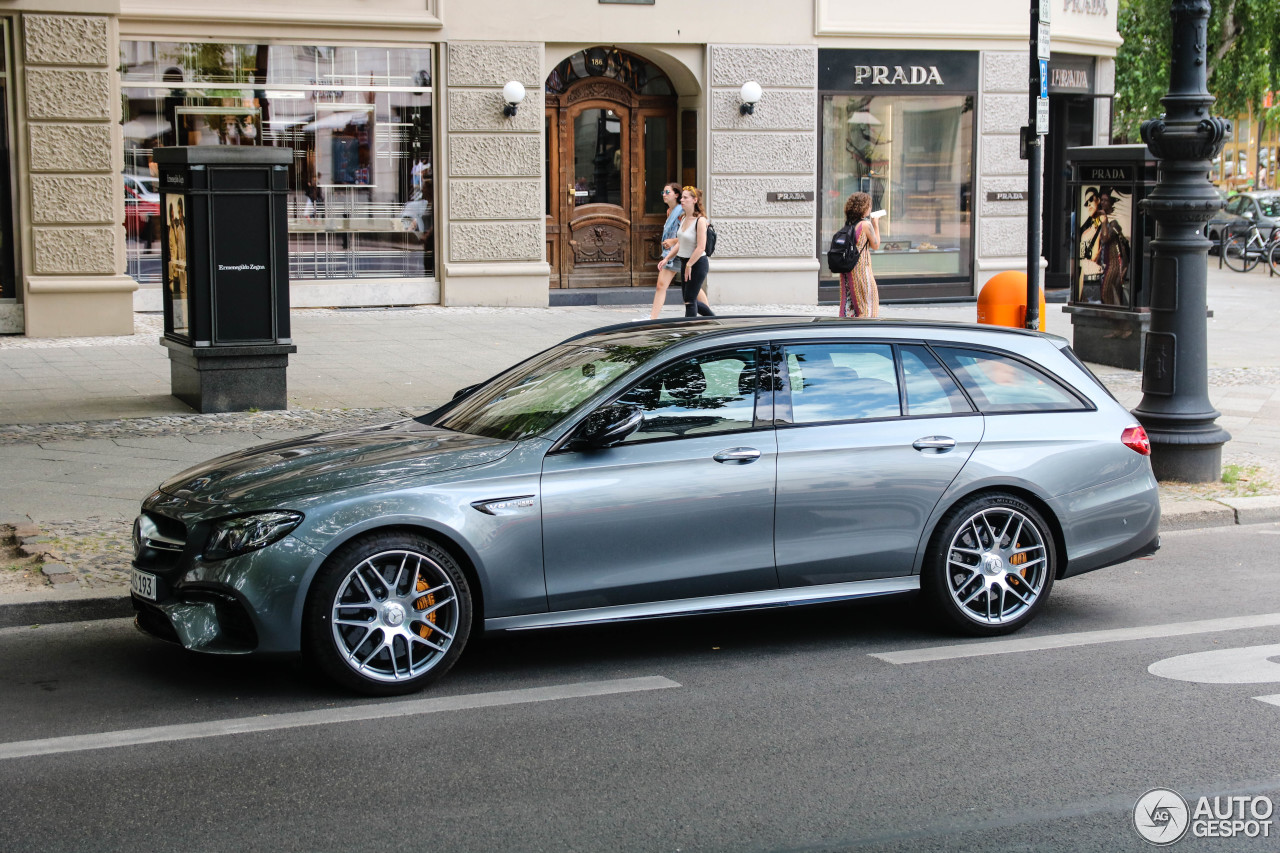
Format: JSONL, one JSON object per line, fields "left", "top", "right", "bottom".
{"left": 159, "top": 419, "right": 514, "bottom": 505}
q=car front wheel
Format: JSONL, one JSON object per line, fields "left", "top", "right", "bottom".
{"left": 304, "top": 531, "right": 472, "bottom": 695}
{"left": 923, "top": 493, "right": 1056, "bottom": 637}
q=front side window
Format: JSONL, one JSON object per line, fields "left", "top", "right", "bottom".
{"left": 933, "top": 347, "right": 1087, "bottom": 413}
{"left": 432, "top": 342, "right": 666, "bottom": 441}
{"left": 615, "top": 347, "right": 759, "bottom": 442}
{"left": 785, "top": 343, "right": 900, "bottom": 424}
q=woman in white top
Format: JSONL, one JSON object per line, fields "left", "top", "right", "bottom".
{"left": 659, "top": 186, "right": 716, "bottom": 317}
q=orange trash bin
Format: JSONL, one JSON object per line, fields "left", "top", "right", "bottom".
{"left": 977, "top": 271, "right": 1046, "bottom": 331}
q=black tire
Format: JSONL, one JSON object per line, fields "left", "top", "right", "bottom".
{"left": 922, "top": 492, "right": 1057, "bottom": 637}
{"left": 1223, "top": 234, "right": 1259, "bottom": 272}
{"left": 1269, "top": 240, "right": 1280, "bottom": 278}
{"left": 303, "top": 530, "right": 472, "bottom": 695}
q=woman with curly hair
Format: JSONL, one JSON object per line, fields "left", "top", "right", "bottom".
{"left": 838, "top": 192, "right": 880, "bottom": 318}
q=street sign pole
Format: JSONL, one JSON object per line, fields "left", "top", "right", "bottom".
{"left": 1024, "top": 0, "right": 1049, "bottom": 329}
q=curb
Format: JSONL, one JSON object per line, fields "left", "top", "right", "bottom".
{"left": 0, "top": 587, "right": 132, "bottom": 629}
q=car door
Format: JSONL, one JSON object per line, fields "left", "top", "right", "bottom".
{"left": 540, "top": 345, "right": 778, "bottom": 611}
{"left": 773, "top": 341, "right": 984, "bottom": 588}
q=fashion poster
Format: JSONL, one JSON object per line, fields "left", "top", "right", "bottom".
{"left": 164, "top": 194, "right": 189, "bottom": 336}
{"left": 1077, "top": 186, "right": 1133, "bottom": 307}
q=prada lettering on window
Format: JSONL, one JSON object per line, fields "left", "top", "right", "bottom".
{"left": 853, "top": 65, "right": 944, "bottom": 86}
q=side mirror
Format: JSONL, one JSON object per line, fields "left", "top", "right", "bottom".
{"left": 574, "top": 404, "right": 643, "bottom": 449}
{"left": 1243, "top": 210, "right": 1256, "bottom": 220}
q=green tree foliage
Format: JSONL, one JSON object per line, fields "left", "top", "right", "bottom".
{"left": 1114, "top": 0, "right": 1280, "bottom": 143}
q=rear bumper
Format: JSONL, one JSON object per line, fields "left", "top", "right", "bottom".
{"left": 1051, "top": 466, "right": 1161, "bottom": 579}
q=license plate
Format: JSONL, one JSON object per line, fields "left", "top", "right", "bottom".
{"left": 130, "top": 569, "right": 158, "bottom": 601}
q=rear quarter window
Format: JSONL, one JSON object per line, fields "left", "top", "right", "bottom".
{"left": 933, "top": 346, "right": 1090, "bottom": 413}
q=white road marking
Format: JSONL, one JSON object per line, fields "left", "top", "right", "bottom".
{"left": 1149, "top": 644, "right": 1280, "bottom": 683}
{"left": 1252, "top": 695, "right": 1280, "bottom": 707}
{"left": 0, "top": 676, "right": 680, "bottom": 761}
{"left": 871, "top": 612, "right": 1280, "bottom": 664}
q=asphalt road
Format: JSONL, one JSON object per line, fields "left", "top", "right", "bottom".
{"left": 4, "top": 524, "right": 1280, "bottom": 852}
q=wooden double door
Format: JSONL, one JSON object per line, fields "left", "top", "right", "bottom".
{"left": 546, "top": 79, "right": 677, "bottom": 289}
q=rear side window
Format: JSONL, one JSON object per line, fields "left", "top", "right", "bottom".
{"left": 784, "top": 343, "right": 901, "bottom": 423}
{"left": 933, "top": 346, "right": 1088, "bottom": 413}
{"left": 900, "top": 345, "right": 972, "bottom": 415}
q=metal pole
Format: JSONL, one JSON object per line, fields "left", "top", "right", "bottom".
{"left": 1132, "top": 0, "right": 1231, "bottom": 482}
{"left": 1025, "top": 0, "right": 1046, "bottom": 330}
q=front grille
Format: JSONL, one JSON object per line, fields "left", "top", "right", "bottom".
{"left": 139, "top": 512, "right": 186, "bottom": 553}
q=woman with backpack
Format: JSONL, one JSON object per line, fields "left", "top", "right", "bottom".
{"left": 651, "top": 182, "right": 710, "bottom": 318}
{"left": 836, "top": 192, "right": 880, "bottom": 318}
{"left": 659, "top": 185, "right": 716, "bottom": 318}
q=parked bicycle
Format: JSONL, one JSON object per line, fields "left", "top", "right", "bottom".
{"left": 1222, "top": 221, "right": 1280, "bottom": 275}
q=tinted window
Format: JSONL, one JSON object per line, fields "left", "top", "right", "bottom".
{"left": 785, "top": 344, "right": 901, "bottom": 423}
{"left": 933, "top": 347, "right": 1087, "bottom": 413}
{"left": 901, "top": 345, "right": 972, "bottom": 415}
{"left": 1260, "top": 197, "right": 1280, "bottom": 217}
{"left": 1226, "top": 196, "right": 1248, "bottom": 215}
{"left": 615, "top": 347, "right": 758, "bottom": 442}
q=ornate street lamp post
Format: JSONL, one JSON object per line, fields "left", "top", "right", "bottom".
{"left": 1133, "top": 0, "right": 1232, "bottom": 482}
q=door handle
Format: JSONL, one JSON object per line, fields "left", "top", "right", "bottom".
{"left": 714, "top": 447, "right": 761, "bottom": 464}
{"left": 567, "top": 186, "right": 576, "bottom": 198}
{"left": 912, "top": 436, "right": 956, "bottom": 452}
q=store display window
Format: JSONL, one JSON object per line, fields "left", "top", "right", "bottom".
{"left": 819, "top": 93, "right": 974, "bottom": 283}
{"left": 120, "top": 42, "right": 434, "bottom": 285}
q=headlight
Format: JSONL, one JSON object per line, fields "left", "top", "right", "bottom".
{"left": 203, "top": 511, "right": 303, "bottom": 561}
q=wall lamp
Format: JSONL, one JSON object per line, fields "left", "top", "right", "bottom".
{"left": 502, "top": 81, "right": 526, "bottom": 118}
{"left": 739, "top": 81, "right": 763, "bottom": 115}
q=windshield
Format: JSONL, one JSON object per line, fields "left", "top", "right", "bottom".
{"left": 429, "top": 342, "right": 667, "bottom": 441}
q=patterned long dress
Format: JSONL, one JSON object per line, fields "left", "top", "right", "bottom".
{"left": 839, "top": 222, "right": 879, "bottom": 318}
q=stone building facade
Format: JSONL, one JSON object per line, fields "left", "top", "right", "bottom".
{"left": 0, "top": 0, "right": 1120, "bottom": 336}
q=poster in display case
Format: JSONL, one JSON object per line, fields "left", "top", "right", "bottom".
{"left": 1075, "top": 183, "right": 1134, "bottom": 308}
{"left": 315, "top": 105, "right": 375, "bottom": 187}
{"left": 162, "top": 192, "right": 189, "bottom": 338}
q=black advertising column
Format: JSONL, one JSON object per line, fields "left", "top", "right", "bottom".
{"left": 153, "top": 147, "right": 296, "bottom": 413}
{"left": 1132, "top": 0, "right": 1231, "bottom": 482}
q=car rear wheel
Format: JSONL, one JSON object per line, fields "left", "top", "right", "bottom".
{"left": 923, "top": 493, "right": 1056, "bottom": 637}
{"left": 304, "top": 531, "right": 472, "bottom": 695}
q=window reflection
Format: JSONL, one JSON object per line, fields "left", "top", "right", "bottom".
{"left": 786, "top": 344, "right": 901, "bottom": 423}
{"left": 574, "top": 109, "right": 623, "bottom": 207}
{"left": 617, "top": 348, "right": 759, "bottom": 441}
{"left": 820, "top": 95, "right": 973, "bottom": 281}
{"left": 120, "top": 41, "right": 434, "bottom": 285}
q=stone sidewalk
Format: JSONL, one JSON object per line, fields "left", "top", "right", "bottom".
{"left": 3, "top": 261, "right": 1280, "bottom": 622}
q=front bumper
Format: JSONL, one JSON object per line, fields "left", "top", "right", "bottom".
{"left": 133, "top": 497, "right": 324, "bottom": 654}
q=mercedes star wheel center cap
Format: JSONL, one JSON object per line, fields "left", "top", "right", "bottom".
{"left": 383, "top": 602, "right": 407, "bottom": 627}
{"left": 982, "top": 554, "right": 1004, "bottom": 576}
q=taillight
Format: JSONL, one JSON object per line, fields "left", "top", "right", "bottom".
{"left": 1122, "top": 424, "right": 1151, "bottom": 456}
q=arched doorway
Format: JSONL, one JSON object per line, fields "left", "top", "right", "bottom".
{"left": 545, "top": 48, "right": 678, "bottom": 290}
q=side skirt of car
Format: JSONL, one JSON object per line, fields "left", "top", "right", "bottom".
{"left": 484, "top": 576, "right": 920, "bottom": 632}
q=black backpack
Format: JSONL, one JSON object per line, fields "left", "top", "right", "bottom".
{"left": 827, "top": 221, "right": 861, "bottom": 273}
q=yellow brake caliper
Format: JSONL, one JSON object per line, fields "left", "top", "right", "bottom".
{"left": 1010, "top": 548, "right": 1028, "bottom": 582}
{"left": 414, "top": 577, "right": 438, "bottom": 639}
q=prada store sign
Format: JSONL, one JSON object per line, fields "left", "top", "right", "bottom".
{"left": 1048, "top": 55, "right": 1096, "bottom": 96}
{"left": 819, "top": 49, "right": 979, "bottom": 93}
